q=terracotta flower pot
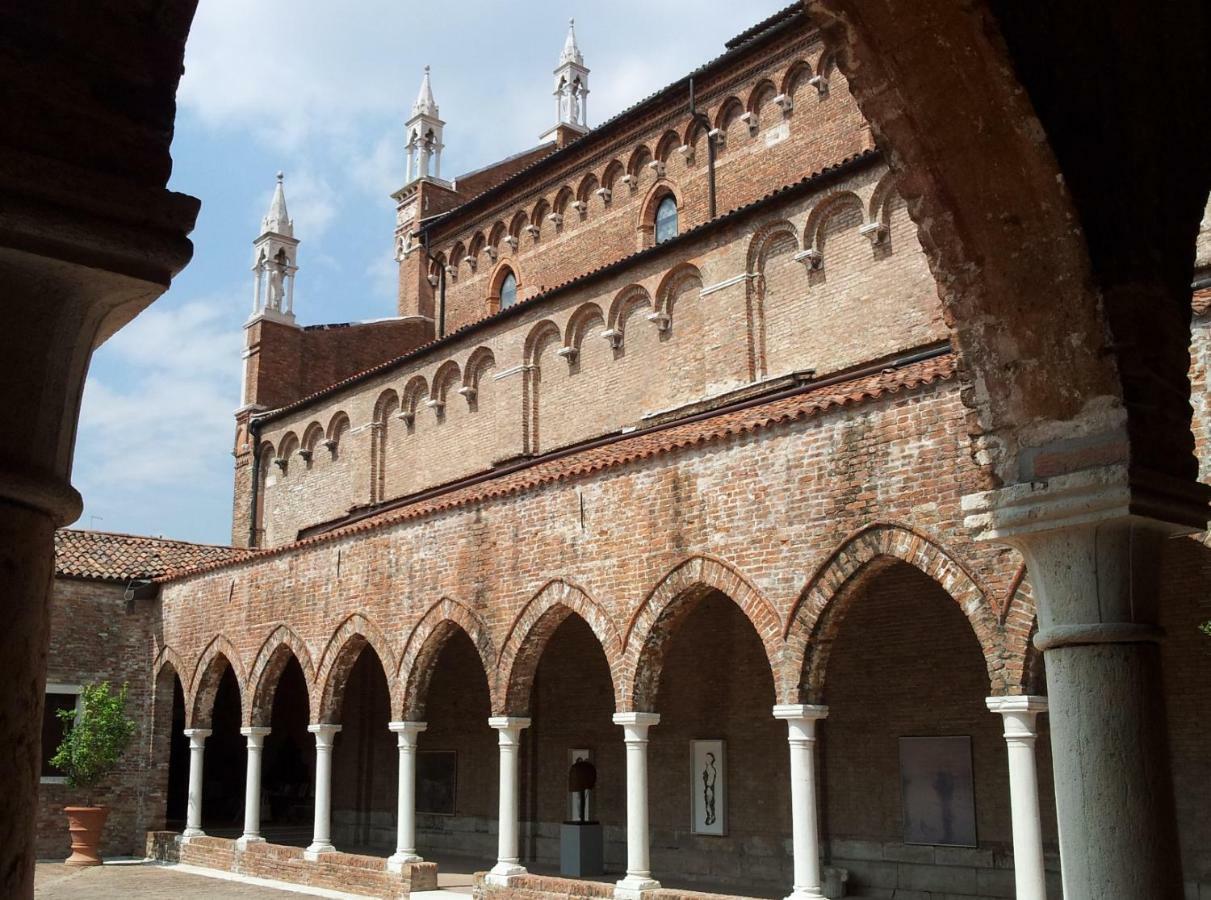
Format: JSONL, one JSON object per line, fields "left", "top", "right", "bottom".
{"left": 63, "top": 806, "right": 109, "bottom": 866}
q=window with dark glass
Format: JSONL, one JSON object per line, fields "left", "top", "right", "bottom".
{"left": 41, "top": 693, "right": 77, "bottom": 777}
{"left": 499, "top": 270, "right": 518, "bottom": 309}
{"left": 655, "top": 195, "right": 678, "bottom": 244}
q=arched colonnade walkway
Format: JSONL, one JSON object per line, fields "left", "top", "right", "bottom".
{"left": 154, "top": 527, "right": 1062, "bottom": 899}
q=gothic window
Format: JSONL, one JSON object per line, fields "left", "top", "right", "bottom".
{"left": 655, "top": 195, "right": 678, "bottom": 244}
{"left": 499, "top": 270, "right": 518, "bottom": 309}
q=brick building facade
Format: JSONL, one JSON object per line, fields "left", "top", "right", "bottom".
{"left": 41, "top": 7, "right": 1211, "bottom": 900}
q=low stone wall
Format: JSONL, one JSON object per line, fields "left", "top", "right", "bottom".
{"left": 474, "top": 872, "right": 770, "bottom": 900}
{"left": 145, "top": 832, "right": 437, "bottom": 898}
{"left": 828, "top": 838, "right": 1062, "bottom": 899}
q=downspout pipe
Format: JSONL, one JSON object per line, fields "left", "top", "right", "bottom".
{"left": 689, "top": 78, "right": 717, "bottom": 220}
{"left": 247, "top": 417, "right": 263, "bottom": 548}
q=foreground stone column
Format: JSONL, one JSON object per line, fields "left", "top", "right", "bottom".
{"left": 965, "top": 467, "right": 1203, "bottom": 899}
{"left": 986, "top": 696, "right": 1048, "bottom": 900}
{"left": 613, "top": 712, "right": 661, "bottom": 898}
{"left": 387, "top": 721, "right": 427, "bottom": 871}
{"left": 237, "top": 726, "right": 272, "bottom": 848}
{"left": 486, "top": 716, "right": 531, "bottom": 883}
{"left": 182, "top": 728, "right": 211, "bottom": 839}
{"left": 304, "top": 724, "right": 342, "bottom": 859}
{"left": 773, "top": 705, "right": 829, "bottom": 900}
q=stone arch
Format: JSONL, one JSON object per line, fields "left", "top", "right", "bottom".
{"left": 626, "top": 145, "right": 652, "bottom": 181}
{"left": 654, "top": 262, "right": 703, "bottom": 319}
{"left": 782, "top": 523, "right": 1004, "bottom": 704}
{"left": 397, "top": 597, "right": 495, "bottom": 719}
{"left": 654, "top": 129, "right": 681, "bottom": 164}
{"left": 565, "top": 302, "right": 606, "bottom": 352}
{"left": 497, "top": 579, "right": 624, "bottom": 715}
{"left": 622, "top": 556, "right": 782, "bottom": 712}
{"left": 803, "top": 189, "right": 864, "bottom": 253}
{"left": 313, "top": 613, "right": 400, "bottom": 724}
{"left": 244, "top": 624, "right": 316, "bottom": 727}
{"left": 606, "top": 284, "right": 653, "bottom": 341}
{"left": 781, "top": 58, "right": 814, "bottom": 99}
{"left": 746, "top": 78, "right": 778, "bottom": 117}
{"left": 601, "top": 159, "right": 625, "bottom": 192}
{"left": 188, "top": 634, "right": 246, "bottom": 728}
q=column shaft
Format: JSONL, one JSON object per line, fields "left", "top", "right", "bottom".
{"left": 486, "top": 717, "right": 530, "bottom": 883}
{"left": 305, "top": 724, "right": 341, "bottom": 860}
{"left": 387, "top": 721, "right": 427, "bottom": 871}
{"left": 613, "top": 712, "right": 661, "bottom": 898}
{"left": 182, "top": 729, "right": 211, "bottom": 839}
{"left": 986, "top": 697, "right": 1048, "bottom": 900}
{"left": 238, "top": 727, "right": 271, "bottom": 848}
{"left": 774, "top": 705, "right": 828, "bottom": 900}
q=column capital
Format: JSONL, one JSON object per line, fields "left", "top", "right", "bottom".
{"left": 773, "top": 704, "right": 829, "bottom": 721}
{"left": 308, "top": 723, "right": 342, "bottom": 746}
{"left": 240, "top": 725, "right": 272, "bottom": 741}
{"left": 183, "top": 728, "right": 211, "bottom": 748}
{"left": 488, "top": 716, "right": 530, "bottom": 744}
{"left": 613, "top": 712, "right": 660, "bottom": 742}
{"left": 389, "top": 720, "right": 428, "bottom": 746}
{"left": 987, "top": 695, "right": 1048, "bottom": 741}
{"left": 985, "top": 695, "right": 1048, "bottom": 715}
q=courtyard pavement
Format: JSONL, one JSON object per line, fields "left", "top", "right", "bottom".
{"left": 33, "top": 859, "right": 358, "bottom": 899}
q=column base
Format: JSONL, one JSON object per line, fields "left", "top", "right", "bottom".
{"left": 785, "top": 889, "right": 827, "bottom": 900}
{"left": 235, "top": 834, "right": 265, "bottom": 850}
{"left": 614, "top": 874, "right": 661, "bottom": 899}
{"left": 387, "top": 851, "right": 423, "bottom": 873}
{"left": 485, "top": 861, "right": 527, "bottom": 884}
{"left": 303, "top": 843, "right": 336, "bottom": 861}
{"left": 180, "top": 828, "right": 205, "bottom": 842}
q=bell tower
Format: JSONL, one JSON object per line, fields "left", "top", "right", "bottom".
{"left": 404, "top": 66, "right": 446, "bottom": 184}
{"left": 542, "top": 19, "right": 590, "bottom": 146}
{"left": 250, "top": 172, "right": 299, "bottom": 324}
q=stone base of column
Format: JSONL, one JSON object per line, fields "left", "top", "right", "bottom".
{"left": 387, "top": 851, "right": 423, "bottom": 873}
{"left": 180, "top": 828, "right": 205, "bottom": 842}
{"left": 784, "top": 888, "right": 826, "bottom": 900}
{"left": 614, "top": 874, "right": 661, "bottom": 899}
{"left": 303, "top": 843, "right": 335, "bottom": 861}
{"left": 235, "top": 834, "right": 265, "bottom": 850}
{"left": 485, "top": 862, "right": 527, "bottom": 885}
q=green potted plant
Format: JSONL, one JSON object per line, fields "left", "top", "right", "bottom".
{"left": 50, "top": 681, "right": 136, "bottom": 866}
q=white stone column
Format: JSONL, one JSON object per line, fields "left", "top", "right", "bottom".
{"left": 236, "top": 726, "right": 271, "bottom": 848}
{"left": 486, "top": 716, "right": 531, "bottom": 884}
{"left": 181, "top": 728, "right": 211, "bottom": 840}
{"left": 986, "top": 696, "right": 1049, "bottom": 900}
{"left": 387, "top": 721, "right": 427, "bottom": 872}
{"left": 773, "top": 705, "right": 829, "bottom": 900}
{"left": 304, "top": 724, "right": 342, "bottom": 860}
{"left": 613, "top": 712, "right": 661, "bottom": 898}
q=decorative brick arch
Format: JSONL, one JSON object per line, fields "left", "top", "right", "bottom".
{"left": 496, "top": 579, "right": 624, "bottom": 716}
{"left": 397, "top": 597, "right": 495, "bottom": 720}
{"left": 187, "top": 634, "right": 246, "bottom": 728}
{"left": 244, "top": 624, "right": 317, "bottom": 727}
{"left": 781, "top": 523, "right": 1004, "bottom": 704}
{"left": 153, "top": 644, "right": 187, "bottom": 686}
{"left": 622, "top": 556, "right": 782, "bottom": 712}
{"left": 313, "top": 613, "right": 399, "bottom": 724}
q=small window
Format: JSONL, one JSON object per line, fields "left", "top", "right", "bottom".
{"left": 499, "top": 271, "right": 518, "bottom": 309}
{"left": 655, "top": 195, "right": 678, "bottom": 244}
{"left": 41, "top": 687, "right": 82, "bottom": 782}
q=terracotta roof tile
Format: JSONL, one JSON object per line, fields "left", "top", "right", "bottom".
{"left": 55, "top": 529, "right": 257, "bottom": 583}
{"left": 159, "top": 352, "right": 957, "bottom": 583}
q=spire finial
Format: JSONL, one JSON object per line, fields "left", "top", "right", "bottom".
{"left": 262, "top": 170, "right": 292, "bottom": 237}
{"left": 413, "top": 65, "right": 438, "bottom": 117}
{"left": 276, "top": 170, "right": 284, "bottom": 183}
{"left": 560, "top": 17, "right": 583, "bottom": 66}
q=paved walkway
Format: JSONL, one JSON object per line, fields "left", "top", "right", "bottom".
{"left": 34, "top": 860, "right": 352, "bottom": 899}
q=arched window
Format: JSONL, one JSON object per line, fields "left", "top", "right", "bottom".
{"left": 499, "top": 270, "right": 518, "bottom": 309}
{"left": 655, "top": 195, "right": 678, "bottom": 244}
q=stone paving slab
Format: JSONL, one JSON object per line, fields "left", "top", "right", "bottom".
{"left": 34, "top": 859, "right": 352, "bottom": 899}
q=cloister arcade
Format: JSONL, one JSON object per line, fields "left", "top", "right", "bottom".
{"left": 152, "top": 534, "right": 1076, "bottom": 898}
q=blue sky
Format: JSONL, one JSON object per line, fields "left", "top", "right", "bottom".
{"left": 72, "top": 0, "right": 789, "bottom": 545}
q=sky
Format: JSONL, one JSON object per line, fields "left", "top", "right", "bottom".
{"left": 71, "top": 0, "right": 789, "bottom": 545}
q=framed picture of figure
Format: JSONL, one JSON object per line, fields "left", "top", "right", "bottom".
{"left": 416, "top": 750, "right": 457, "bottom": 816}
{"left": 690, "top": 740, "right": 726, "bottom": 835}
{"left": 899, "top": 736, "right": 977, "bottom": 847}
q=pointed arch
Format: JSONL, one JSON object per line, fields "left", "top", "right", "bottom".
{"left": 397, "top": 597, "right": 495, "bottom": 719}
{"left": 153, "top": 644, "right": 187, "bottom": 686}
{"left": 245, "top": 624, "right": 316, "bottom": 726}
{"left": 497, "top": 579, "right": 624, "bottom": 715}
{"left": 188, "top": 634, "right": 246, "bottom": 728}
{"left": 782, "top": 523, "right": 1004, "bottom": 704}
{"left": 314, "top": 613, "right": 400, "bottom": 724}
{"left": 622, "top": 556, "right": 782, "bottom": 712}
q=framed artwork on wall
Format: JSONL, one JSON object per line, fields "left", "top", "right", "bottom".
{"left": 898, "top": 736, "right": 977, "bottom": 847}
{"left": 690, "top": 740, "right": 726, "bottom": 835}
{"left": 417, "top": 749, "right": 458, "bottom": 816}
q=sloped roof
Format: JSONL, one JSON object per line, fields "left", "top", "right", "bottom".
{"left": 55, "top": 529, "right": 257, "bottom": 583}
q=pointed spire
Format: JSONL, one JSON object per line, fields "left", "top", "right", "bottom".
{"left": 560, "top": 18, "right": 583, "bottom": 66}
{"left": 262, "top": 171, "right": 293, "bottom": 237}
{"left": 413, "top": 65, "right": 438, "bottom": 118}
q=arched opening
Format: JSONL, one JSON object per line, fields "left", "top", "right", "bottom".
{"left": 155, "top": 668, "right": 188, "bottom": 828}
{"left": 517, "top": 613, "right": 619, "bottom": 872}
{"left": 648, "top": 591, "right": 785, "bottom": 894}
{"left": 654, "top": 194, "right": 678, "bottom": 244}
{"left": 261, "top": 654, "right": 314, "bottom": 843}
{"left": 201, "top": 667, "right": 245, "bottom": 832}
{"left": 498, "top": 268, "right": 518, "bottom": 311}
{"left": 817, "top": 561, "right": 1059, "bottom": 897}
{"left": 416, "top": 628, "right": 495, "bottom": 867}
{"left": 331, "top": 645, "right": 393, "bottom": 851}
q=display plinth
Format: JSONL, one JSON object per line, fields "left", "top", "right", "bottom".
{"left": 560, "top": 821, "right": 604, "bottom": 876}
